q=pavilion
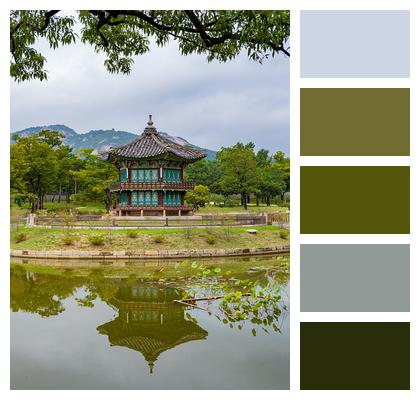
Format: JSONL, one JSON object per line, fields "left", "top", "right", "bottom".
{"left": 103, "top": 115, "right": 206, "bottom": 216}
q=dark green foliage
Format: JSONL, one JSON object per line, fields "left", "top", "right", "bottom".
{"left": 11, "top": 10, "right": 290, "bottom": 82}
{"left": 185, "top": 160, "right": 222, "bottom": 190}
{"left": 10, "top": 130, "right": 78, "bottom": 213}
{"left": 217, "top": 143, "right": 260, "bottom": 209}
{"left": 70, "top": 148, "right": 118, "bottom": 213}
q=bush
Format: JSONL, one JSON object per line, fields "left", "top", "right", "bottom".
{"left": 280, "top": 231, "right": 289, "bottom": 240}
{"left": 223, "top": 199, "right": 240, "bottom": 207}
{"left": 153, "top": 235, "right": 165, "bottom": 243}
{"left": 205, "top": 235, "right": 216, "bottom": 245}
{"left": 127, "top": 230, "right": 138, "bottom": 239}
{"left": 61, "top": 234, "right": 76, "bottom": 246}
{"left": 14, "top": 232, "right": 28, "bottom": 243}
{"left": 88, "top": 235, "right": 105, "bottom": 246}
{"left": 208, "top": 193, "right": 225, "bottom": 204}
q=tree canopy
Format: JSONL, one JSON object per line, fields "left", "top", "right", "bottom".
{"left": 217, "top": 143, "right": 261, "bottom": 210}
{"left": 10, "top": 130, "right": 117, "bottom": 212}
{"left": 10, "top": 10, "right": 290, "bottom": 82}
{"left": 70, "top": 148, "right": 118, "bottom": 213}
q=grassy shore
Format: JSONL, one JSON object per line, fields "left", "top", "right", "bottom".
{"left": 10, "top": 225, "right": 289, "bottom": 252}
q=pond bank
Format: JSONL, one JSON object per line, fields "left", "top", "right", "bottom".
{"left": 10, "top": 244, "right": 289, "bottom": 260}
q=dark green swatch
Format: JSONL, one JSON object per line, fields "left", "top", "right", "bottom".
{"left": 300, "top": 166, "right": 410, "bottom": 234}
{"left": 301, "top": 88, "right": 410, "bottom": 156}
{"left": 300, "top": 322, "right": 410, "bottom": 390}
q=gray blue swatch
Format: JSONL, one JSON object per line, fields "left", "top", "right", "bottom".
{"left": 300, "top": 244, "right": 410, "bottom": 312}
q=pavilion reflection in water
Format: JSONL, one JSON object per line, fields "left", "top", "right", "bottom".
{"left": 97, "top": 285, "right": 208, "bottom": 373}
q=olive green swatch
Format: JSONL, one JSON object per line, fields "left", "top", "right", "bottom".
{"left": 301, "top": 88, "right": 410, "bottom": 156}
{"left": 300, "top": 322, "right": 410, "bottom": 390}
{"left": 300, "top": 166, "right": 410, "bottom": 234}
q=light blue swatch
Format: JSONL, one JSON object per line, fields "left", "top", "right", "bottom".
{"left": 301, "top": 10, "right": 410, "bottom": 78}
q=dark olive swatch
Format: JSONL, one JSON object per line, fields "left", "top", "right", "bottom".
{"left": 300, "top": 88, "right": 410, "bottom": 156}
{"left": 300, "top": 166, "right": 410, "bottom": 234}
{"left": 300, "top": 322, "right": 410, "bottom": 390}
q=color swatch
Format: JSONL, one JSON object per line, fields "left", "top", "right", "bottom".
{"left": 300, "top": 244, "right": 410, "bottom": 312}
{"left": 300, "top": 166, "right": 410, "bottom": 234}
{"left": 299, "top": 8, "right": 411, "bottom": 392}
{"left": 300, "top": 322, "right": 410, "bottom": 390}
{"left": 300, "top": 10, "right": 410, "bottom": 78}
{"left": 300, "top": 88, "right": 410, "bottom": 156}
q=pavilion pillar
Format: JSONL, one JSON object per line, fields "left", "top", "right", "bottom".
{"left": 163, "top": 209, "right": 166, "bottom": 217}
{"left": 158, "top": 191, "right": 163, "bottom": 206}
{"left": 178, "top": 209, "right": 181, "bottom": 217}
{"left": 159, "top": 165, "right": 163, "bottom": 182}
{"left": 141, "top": 209, "right": 143, "bottom": 217}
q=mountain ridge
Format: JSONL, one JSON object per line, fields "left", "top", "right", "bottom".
{"left": 11, "top": 124, "right": 217, "bottom": 160}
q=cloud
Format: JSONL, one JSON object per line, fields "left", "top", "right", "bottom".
{"left": 10, "top": 36, "right": 289, "bottom": 154}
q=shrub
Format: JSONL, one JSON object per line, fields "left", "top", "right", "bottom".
{"left": 127, "top": 230, "right": 138, "bottom": 239}
{"left": 205, "top": 235, "right": 216, "bottom": 245}
{"left": 61, "top": 234, "right": 76, "bottom": 246}
{"left": 14, "top": 232, "right": 28, "bottom": 243}
{"left": 280, "top": 231, "right": 289, "bottom": 240}
{"left": 88, "top": 235, "right": 105, "bottom": 246}
{"left": 153, "top": 235, "right": 165, "bottom": 243}
{"left": 208, "top": 193, "right": 225, "bottom": 205}
{"left": 223, "top": 199, "right": 239, "bottom": 207}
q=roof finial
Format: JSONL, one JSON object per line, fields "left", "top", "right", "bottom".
{"left": 148, "top": 114, "right": 153, "bottom": 126}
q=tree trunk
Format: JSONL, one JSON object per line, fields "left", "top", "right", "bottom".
{"left": 266, "top": 196, "right": 270, "bottom": 206}
{"left": 104, "top": 189, "right": 112, "bottom": 213}
{"left": 242, "top": 193, "right": 248, "bottom": 210}
{"left": 256, "top": 194, "right": 259, "bottom": 206}
{"left": 31, "top": 199, "right": 37, "bottom": 213}
{"left": 58, "top": 183, "right": 62, "bottom": 203}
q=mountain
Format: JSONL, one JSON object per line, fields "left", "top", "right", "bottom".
{"left": 12, "top": 124, "right": 78, "bottom": 138}
{"left": 10, "top": 124, "right": 217, "bottom": 160}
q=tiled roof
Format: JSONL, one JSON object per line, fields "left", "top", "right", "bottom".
{"left": 104, "top": 115, "right": 207, "bottom": 162}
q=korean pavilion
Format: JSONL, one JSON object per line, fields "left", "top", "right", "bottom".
{"left": 97, "top": 283, "right": 208, "bottom": 373}
{"left": 104, "top": 115, "right": 206, "bottom": 216}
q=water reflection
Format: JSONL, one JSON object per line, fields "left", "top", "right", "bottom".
{"left": 10, "top": 257, "right": 289, "bottom": 389}
{"left": 97, "top": 285, "right": 208, "bottom": 373}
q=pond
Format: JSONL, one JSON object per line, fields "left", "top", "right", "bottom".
{"left": 10, "top": 255, "right": 290, "bottom": 390}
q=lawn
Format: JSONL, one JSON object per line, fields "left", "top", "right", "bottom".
{"left": 10, "top": 225, "right": 289, "bottom": 251}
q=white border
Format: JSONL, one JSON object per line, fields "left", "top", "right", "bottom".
{"left": 1, "top": 1, "right": 419, "bottom": 399}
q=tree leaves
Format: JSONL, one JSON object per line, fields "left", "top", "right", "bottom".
{"left": 10, "top": 10, "right": 290, "bottom": 82}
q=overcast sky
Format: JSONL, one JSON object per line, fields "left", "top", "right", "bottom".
{"left": 10, "top": 33, "right": 289, "bottom": 153}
